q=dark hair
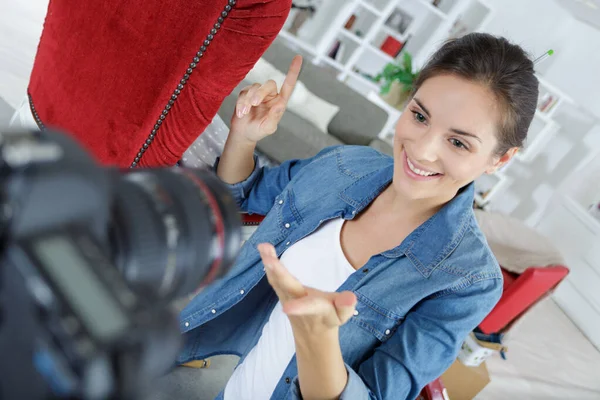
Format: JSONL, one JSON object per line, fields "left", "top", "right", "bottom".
{"left": 413, "top": 33, "right": 538, "bottom": 156}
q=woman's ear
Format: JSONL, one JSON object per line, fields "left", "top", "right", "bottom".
{"left": 485, "top": 147, "right": 519, "bottom": 174}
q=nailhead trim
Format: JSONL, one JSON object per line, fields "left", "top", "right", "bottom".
{"left": 130, "top": 0, "right": 236, "bottom": 168}
{"left": 28, "top": 94, "right": 46, "bottom": 131}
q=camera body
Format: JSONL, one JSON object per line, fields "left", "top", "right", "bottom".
{"left": 0, "top": 129, "right": 241, "bottom": 399}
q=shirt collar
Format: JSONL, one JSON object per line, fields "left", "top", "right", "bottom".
{"left": 338, "top": 162, "right": 475, "bottom": 276}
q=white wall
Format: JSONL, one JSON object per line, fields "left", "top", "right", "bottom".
{"left": 484, "top": 0, "right": 572, "bottom": 62}
{"left": 544, "top": 20, "right": 600, "bottom": 120}
{"left": 0, "top": 0, "right": 49, "bottom": 109}
{"left": 484, "top": 0, "right": 600, "bottom": 120}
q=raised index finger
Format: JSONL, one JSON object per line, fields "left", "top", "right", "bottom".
{"left": 279, "top": 55, "right": 303, "bottom": 102}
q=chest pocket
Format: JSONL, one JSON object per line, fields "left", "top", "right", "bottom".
{"left": 350, "top": 292, "right": 404, "bottom": 342}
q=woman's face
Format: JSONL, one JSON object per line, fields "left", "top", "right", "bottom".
{"left": 392, "top": 74, "right": 514, "bottom": 202}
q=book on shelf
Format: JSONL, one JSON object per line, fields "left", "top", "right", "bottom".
{"left": 344, "top": 14, "right": 356, "bottom": 30}
{"left": 327, "top": 39, "right": 346, "bottom": 63}
{"left": 538, "top": 93, "right": 558, "bottom": 113}
{"left": 380, "top": 36, "right": 405, "bottom": 57}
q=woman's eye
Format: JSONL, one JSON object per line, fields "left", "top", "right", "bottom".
{"left": 413, "top": 111, "right": 426, "bottom": 124}
{"left": 450, "top": 138, "right": 468, "bottom": 150}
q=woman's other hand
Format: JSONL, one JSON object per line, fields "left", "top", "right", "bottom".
{"left": 231, "top": 55, "right": 302, "bottom": 143}
{"left": 258, "top": 242, "right": 357, "bottom": 336}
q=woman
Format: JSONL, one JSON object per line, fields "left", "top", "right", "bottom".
{"left": 178, "top": 33, "right": 538, "bottom": 399}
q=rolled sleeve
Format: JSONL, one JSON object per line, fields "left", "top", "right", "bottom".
{"left": 214, "top": 145, "right": 341, "bottom": 215}
{"left": 214, "top": 154, "right": 262, "bottom": 210}
{"left": 289, "top": 363, "right": 373, "bottom": 400}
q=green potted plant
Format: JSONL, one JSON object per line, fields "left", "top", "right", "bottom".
{"left": 375, "top": 52, "right": 418, "bottom": 110}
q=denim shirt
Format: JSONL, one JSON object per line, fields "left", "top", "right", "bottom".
{"left": 178, "top": 146, "right": 502, "bottom": 400}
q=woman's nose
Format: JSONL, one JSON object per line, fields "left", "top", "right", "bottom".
{"left": 411, "top": 131, "right": 440, "bottom": 163}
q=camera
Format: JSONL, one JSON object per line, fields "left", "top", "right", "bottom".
{"left": 0, "top": 129, "right": 241, "bottom": 399}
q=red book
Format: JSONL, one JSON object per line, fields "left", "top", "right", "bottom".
{"left": 380, "top": 36, "right": 404, "bottom": 57}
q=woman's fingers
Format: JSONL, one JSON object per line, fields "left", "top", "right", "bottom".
{"left": 236, "top": 83, "right": 260, "bottom": 118}
{"left": 284, "top": 289, "right": 356, "bottom": 327}
{"left": 280, "top": 55, "right": 303, "bottom": 102}
{"left": 260, "top": 98, "right": 287, "bottom": 135}
{"left": 258, "top": 243, "right": 305, "bottom": 301}
{"left": 250, "top": 79, "right": 278, "bottom": 106}
{"left": 334, "top": 291, "right": 357, "bottom": 325}
{"left": 284, "top": 295, "right": 332, "bottom": 318}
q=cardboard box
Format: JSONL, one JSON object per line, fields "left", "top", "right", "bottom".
{"left": 440, "top": 359, "right": 490, "bottom": 400}
{"left": 458, "top": 333, "right": 508, "bottom": 367}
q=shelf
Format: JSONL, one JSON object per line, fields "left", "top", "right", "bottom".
{"left": 434, "top": 0, "right": 460, "bottom": 14}
{"left": 361, "top": 0, "right": 392, "bottom": 10}
{"left": 319, "top": 56, "right": 345, "bottom": 72}
{"left": 534, "top": 109, "right": 552, "bottom": 124}
{"left": 517, "top": 119, "right": 560, "bottom": 162}
{"left": 278, "top": 30, "right": 318, "bottom": 56}
{"left": 537, "top": 75, "right": 575, "bottom": 105}
{"left": 447, "top": 0, "right": 492, "bottom": 39}
{"left": 416, "top": 0, "right": 449, "bottom": 20}
{"left": 474, "top": 172, "right": 511, "bottom": 206}
{"left": 365, "top": 43, "right": 394, "bottom": 62}
{"left": 325, "top": 33, "right": 361, "bottom": 66}
{"left": 344, "top": 70, "right": 381, "bottom": 97}
{"left": 358, "top": 0, "right": 384, "bottom": 17}
{"left": 381, "top": 24, "right": 411, "bottom": 42}
{"left": 339, "top": 27, "right": 363, "bottom": 45}
{"left": 366, "top": 90, "right": 403, "bottom": 140}
{"left": 561, "top": 195, "right": 600, "bottom": 235}
{"left": 344, "top": 3, "right": 380, "bottom": 39}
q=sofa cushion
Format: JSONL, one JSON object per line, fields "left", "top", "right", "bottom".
{"left": 261, "top": 40, "right": 387, "bottom": 146}
{"left": 245, "top": 58, "right": 340, "bottom": 134}
{"left": 217, "top": 85, "right": 342, "bottom": 164}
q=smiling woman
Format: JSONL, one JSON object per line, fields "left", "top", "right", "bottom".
{"left": 177, "top": 32, "right": 539, "bottom": 400}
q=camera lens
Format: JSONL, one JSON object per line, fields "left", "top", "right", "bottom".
{"left": 109, "top": 167, "right": 241, "bottom": 303}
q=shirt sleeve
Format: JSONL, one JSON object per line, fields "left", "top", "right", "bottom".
{"left": 214, "top": 145, "right": 341, "bottom": 215}
{"left": 289, "top": 276, "right": 502, "bottom": 400}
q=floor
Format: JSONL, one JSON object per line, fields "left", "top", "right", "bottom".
{"left": 2, "top": 2, "right": 600, "bottom": 399}
{"left": 149, "top": 356, "right": 239, "bottom": 400}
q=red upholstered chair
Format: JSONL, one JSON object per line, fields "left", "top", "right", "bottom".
{"left": 478, "top": 265, "right": 569, "bottom": 334}
{"left": 27, "top": 0, "right": 291, "bottom": 168}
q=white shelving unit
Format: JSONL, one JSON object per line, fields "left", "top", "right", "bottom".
{"left": 474, "top": 76, "right": 572, "bottom": 208}
{"left": 367, "top": 90, "right": 403, "bottom": 143}
{"left": 281, "top": 0, "right": 495, "bottom": 101}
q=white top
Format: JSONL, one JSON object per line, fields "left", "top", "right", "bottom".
{"left": 224, "top": 218, "right": 355, "bottom": 400}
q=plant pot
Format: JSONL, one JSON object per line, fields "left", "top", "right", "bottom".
{"left": 381, "top": 81, "right": 411, "bottom": 110}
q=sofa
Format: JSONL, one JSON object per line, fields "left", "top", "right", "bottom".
{"left": 217, "top": 39, "right": 393, "bottom": 164}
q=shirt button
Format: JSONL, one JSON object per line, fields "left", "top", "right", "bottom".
{"left": 385, "top": 329, "right": 391, "bottom": 335}
{"left": 284, "top": 223, "right": 290, "bottom": 229}
{"left": 279, "top": 200, "right": 284, "bottom": 205}
{"left": 184, "top": 322, "right": 190, "bottom": 327}
{"left": 352, "top": 210, "right": 357, "bottom": 215}
{"left": 353, "top": 310, "right": 359, "bottom": 316}
{"left": 240, "top": 289, "right": 245, "bottom": 295}
{"left": 285, "top": 377, "right": 291, "bottom": 384}
{"left": 286, "top": 241, "right": 291, "bottom": 246}
{"left": 211, "top": 309, "right": 216, "bottom": 314}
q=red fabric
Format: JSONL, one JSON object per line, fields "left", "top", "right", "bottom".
{"left": 28, "top": 0, "right": 291, "bottom": 167}
{"left": 479, "top": 265, "right": 569, "bottom": 334}
{"left": 419, "top": 378, "right": 446, "bottom": 400}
